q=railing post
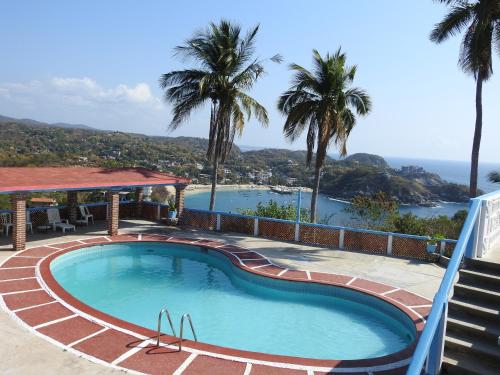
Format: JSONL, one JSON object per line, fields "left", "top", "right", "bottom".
{"left": 294, "top": 223, "right": 300, "bottom": 242}
{"left": 253, "top": 218, "right": 259, "bottom": 237}
{"left": 440, "top": 240, "right": 446, "bottom": 256}
{"left": 466, "top": 198, "right": 481, "bottom": 259}
{"left": 387, "top": 235, "right": 393, "bottom": 256}
{"left": 339, "top": 229, "right": 345, "bottom": 249}
{"left": 425, "top": 301, "right": 448, "bottom": 375}
{"left": 156, "top": 204, "right": 161, "bottom": 221}
{"left": 216, "top": 213, "right": 221, "bottom": 231}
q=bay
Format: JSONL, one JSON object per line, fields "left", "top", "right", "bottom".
{"left": 185, "top": 189, "right": 468, "bottom": 226}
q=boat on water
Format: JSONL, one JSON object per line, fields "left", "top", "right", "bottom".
{"left": 270, "top": 186, "right": 294, "bottom": 194}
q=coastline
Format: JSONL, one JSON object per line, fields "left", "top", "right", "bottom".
{"left": 186, "top": 184, "right": 313, "bottom": 194}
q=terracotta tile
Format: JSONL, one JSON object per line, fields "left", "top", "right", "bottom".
{"left": 243, "top": 259, "right": 270, "bottom": 268}
{"left": 282, "top": 269, "right": 308, "bottom": 280}
{"left": 0, "top": 278, "right": 40, "bottom": 293}
{"left": 169, "top": 237, "right": 197, "bottom": 244}
{"left": 118, "top": 343, "right": 191, "bottom": 375}
{"left": 250, "top": 364, "right": 307, "bottom": 375}
{"left": 193, "top": 239, "right": 224, "bottom": 247}
{"left": 183, "top": 355, "right": 246, "bottom": 375}
{"left": 350, "top": 279, "right": 395, "bottom": 294}
{"left": 81, "top": 237, "right": 108, "bottom": 244}
{"left": 16, "top": 302, "right": 73, "bottom": 326}
{"left": 256, "top": 265, "right": 284, "bottom": 276}
{"left": 384, "top": 289, "right": 430, "bottom": 307}
{"left": 2, "top": 257, "right": 40, "bottom": 268}
{"left": 219, "top": 245, "right": 246, "bottom": 253}
{"left": 310, "top": 272, "right": 353, "bottom": 285}
{"left": 112, "top": 234, "right": 138, "bottom": 242}
{"left": 20, "top": 247, "right": 61, "bottom": 257}
{"left": 73, "top": 329, "right": 142, "bottom": 363}
{"left": 37, "top": 316, "right": 104, "bottom": 345}
{"left": 0, "top": 267, "right": 35, "bottom": 280}
{"left": 3, "top": 289, "right": 54, "bottom": 310}
{"left": 50, "top": 241, "right": 83, "bottom": 249}
{"left": 237, "top": 252, "right": 264, "bottom": 260}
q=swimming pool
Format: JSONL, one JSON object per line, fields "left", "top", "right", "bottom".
{"left": 50, "top": 241, "right": 416, "bottom": 360}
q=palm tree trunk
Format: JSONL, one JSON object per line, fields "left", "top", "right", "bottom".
{"left": 469, "top": 74, "right": 483, "bottom": 198}
{"left": 310, "top": 166, "right": 322, "bottom": 223}
{"left": 209, "top": 158, "right": 218, "bottom": 210}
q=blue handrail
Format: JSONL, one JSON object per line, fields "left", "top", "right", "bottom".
{"left": 406, "top": 198, "right": 482, "bottom": 374}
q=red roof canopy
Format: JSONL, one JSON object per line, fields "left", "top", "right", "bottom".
{"left": 0, "top": 167, "right": 190, "bottom": 193}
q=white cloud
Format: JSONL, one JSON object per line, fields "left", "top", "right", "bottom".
{"left": 0, "top": 77, "right": 169, "bottom": 134}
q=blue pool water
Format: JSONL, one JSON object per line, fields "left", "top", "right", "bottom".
{"left": 51, "top": 242, "right": 415, "bottom": 360}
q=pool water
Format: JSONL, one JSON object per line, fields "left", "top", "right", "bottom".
{"left": 50, "top": 242, "right": 415, "bottom": 360}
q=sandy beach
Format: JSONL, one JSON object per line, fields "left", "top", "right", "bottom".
{"left": 186, "top": 184, "right": 312, "bottom": 193}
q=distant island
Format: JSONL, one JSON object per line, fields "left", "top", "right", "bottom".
{"left": 0, "top": 116, "right": 474, "bottom": 205}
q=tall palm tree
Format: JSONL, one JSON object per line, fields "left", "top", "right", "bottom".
{"left": 160, "top": 20, "right": 277, "bottom": 210}
{"left": 431, "top": 0, "right": 500, "bottom": 197}
{"left": 278, "top": 49, "right": 372, "bottom": 222}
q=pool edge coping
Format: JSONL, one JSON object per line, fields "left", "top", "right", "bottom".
{"left": 0, "top": 232, "right": 432, "bottom": 374}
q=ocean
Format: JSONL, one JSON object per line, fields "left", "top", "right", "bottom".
{"left": 185, "top": 157, "right": 500, "bottom": 225}
{"left": 384, "top": 157, "right": 500, "bottom": 193}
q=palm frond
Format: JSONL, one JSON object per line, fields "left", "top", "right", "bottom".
{"left": 430, "top": 4, "right": 475, "bottom": 43}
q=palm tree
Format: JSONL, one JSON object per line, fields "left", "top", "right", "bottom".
{"left": 160, "top": 20, "right": 277, "bottom": 210}
{"left": 431, "top": 0, "right": 500, "bottom": 197}
{"left": 278, "top": 49, "right": 372, "bottom": 222}
{"left": 488, "top": 170, "right": 500, "bottom": 183}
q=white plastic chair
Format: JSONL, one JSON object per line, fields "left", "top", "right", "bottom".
{"left": 47, "top": 208, "right": 75, "bottom": 233}
{"left": 78, "top": 205, "right": 94, "bottom": 225}
{"left": 0, "top": 213, "right": 13, "bottom": 236}
{"left": 26, "top": 210, "right": 33, "bottom": 234}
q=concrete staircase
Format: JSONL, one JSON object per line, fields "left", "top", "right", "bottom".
{"left": 442, "top": 258, "right": 500, "bottom": 374}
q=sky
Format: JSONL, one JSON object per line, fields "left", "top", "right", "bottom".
{"left": 1, "top": 0, "right": 499, "bottom": 162}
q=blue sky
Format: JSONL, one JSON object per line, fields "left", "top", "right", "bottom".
{"left": 1, "top": 0, "right": 499, "bottom": 162}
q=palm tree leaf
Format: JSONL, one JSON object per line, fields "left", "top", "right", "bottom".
{"left": 430, "top": 3, "right": 475, "bottom": 43}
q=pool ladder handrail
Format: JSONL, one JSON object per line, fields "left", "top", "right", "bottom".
{"left": 155, "top": 308, "right": 198, "bottom": 351}
{"left": 178, "top": 313, "right": 197, "bottom": 351}
{"left": 156, "top": 307, "right": 177, "bottom": 347}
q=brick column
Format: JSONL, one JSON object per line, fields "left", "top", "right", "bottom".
{"left": 11, "top": 194, "right": 27, "bottom": 251}
{"left": 135, "top": 187, "right": 144, "bottom": 218}
{"left": 175, "top": 184, "right": 186, "bottom": 218}
{"left": 67, "top": 191, "right": 78, "bottom": 224}
{"left": 107, "top": 191, "right": 119, "bottom": 236}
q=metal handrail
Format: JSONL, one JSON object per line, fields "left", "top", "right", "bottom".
{"left": 178, "top": 313, "right": 197, "bottom": 351}
{"left": 156, "top": 307, "right": 177, "bottom": 346}
{"left": 406, "top": 198, "right": 482, "bottom": 374}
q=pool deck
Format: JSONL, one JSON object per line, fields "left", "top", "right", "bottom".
{"left": 0, "top": 219, "right": 443, "bottom": 375}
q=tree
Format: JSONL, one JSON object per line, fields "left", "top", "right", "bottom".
{"left": 160, "top": 20, "right": 278, "bottom": 210}
{"left": 488, "top": 170, "right": 500, "bottom": 183}
{"left": 278, "top": 49, "right": 372, "bottom": 222}
{"left": 431, "top": 0, "right": 500, "bottom": 197}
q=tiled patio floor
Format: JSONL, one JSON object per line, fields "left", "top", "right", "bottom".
{"left": 0, "top": 220, "right": 444, "bottom": 375}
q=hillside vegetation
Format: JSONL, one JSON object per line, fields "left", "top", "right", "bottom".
{"left": 0, "top": 120, "right": 472, "bottom": 204}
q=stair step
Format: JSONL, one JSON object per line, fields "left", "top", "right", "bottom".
{"left": 447, "top": 316, "right": 500, "bottom": 342}
{"left": 442, "top": 350, "right": 500, "bottom": 375}
{"left": 445, "top": 331, "right": 500, "bottom": 363}
{"left": 458, "top": 269, "right": 500, "bottom": 292}
{"left": 465, "top": 258, "right": 500, "bottom": 275}
{"left": 453, "top": 283, "right": 500, "bottom": 305}
{"left": 448, "top": 298, "right": 499, "bottom": 321}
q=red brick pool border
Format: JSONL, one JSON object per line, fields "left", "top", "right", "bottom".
{"left": 0, "top": 233, "right": 432, "bottom": 375}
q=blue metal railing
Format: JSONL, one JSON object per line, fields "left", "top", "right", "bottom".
{"left": 406, "top": 197, "right": 483, "bottom": 374}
